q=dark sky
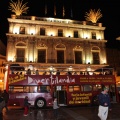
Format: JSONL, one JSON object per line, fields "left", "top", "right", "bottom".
{"left": 0, "top": 0, "right": 120, "bottom": 48}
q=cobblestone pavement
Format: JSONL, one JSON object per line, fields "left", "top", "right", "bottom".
{"left": 2, "top": 103, "right": 120, "bottom": 120}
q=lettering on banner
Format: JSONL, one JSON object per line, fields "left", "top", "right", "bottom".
{"left": 69, "top": 93, "right": 92, "bottom": 105}
{"left": 8, "top": 75, "right": 26, "bottom": 84}
{"left": 80, "top": 76, "right": 113, "bottom": 82}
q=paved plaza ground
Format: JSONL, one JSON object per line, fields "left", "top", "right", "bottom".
{"left": 2, "top": 103, "right": 120, "bottom": 120}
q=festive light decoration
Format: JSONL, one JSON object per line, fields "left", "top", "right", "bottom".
{"left": 85, "top": 9, "right": 102, "bottom": 23}
{"left": 9, "top": 0, "right": 29, "bottom": 16}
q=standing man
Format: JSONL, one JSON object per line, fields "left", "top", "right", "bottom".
{"left": 2, "top": 90, "right": 9, "bottom": 112}
{"left": 98, "top": 86, "right": 111, "bottom": 120}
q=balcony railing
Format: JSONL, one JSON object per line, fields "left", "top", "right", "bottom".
{"left": 15, "top": 58, "right": 102, "bottom": 65}
{"left": 16, "top": 57, "right": 24, "bottom": 62}
{"left": 14, "top": 15, "right": 101, "bottom": 27}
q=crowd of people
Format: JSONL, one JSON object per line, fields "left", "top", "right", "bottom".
{"left": 11, "top": 68, "right": 113, "bottom": 76}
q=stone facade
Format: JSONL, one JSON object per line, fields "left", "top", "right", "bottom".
{"left": 5, "top": 15, "right": 108, "bottom": 73}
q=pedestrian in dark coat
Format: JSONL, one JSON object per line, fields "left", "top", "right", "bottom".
{"left": 2, "top": 90, "right": 9, "bottom": 112}
{"left": 24, "top": 96, "right": 30, "bottom": 116}
{"left": 98, "top": 87, "right": 111, "bottom": 120}
{"left": 0, "top": 95, "right": 5, "bottom": 120}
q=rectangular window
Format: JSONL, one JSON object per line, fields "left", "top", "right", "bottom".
{"left": 38, "top": 85, "right": 50, "bottom": 93}
{"left": 24, "top": 86, "right": 29, "bottom": 93}
{"left": 16, "top": 48, "right": 25, "bottom": 62}
{"left": 69, "top": 85, "right": 80, "bottom": 92}
{"left": 58, "top": 29, "right": 63, "bottom": 37}
{"left": 30, "top": 86, "right": 37, "bottom": 93}
{"left": 92, "top": 52, "right": 100, "bottom": 64}
{"left": 40, "top": 28, "right": 45, "bottom": 35}
{"left": 82, "top": 85, "right": 92, "bottom": 92}
{"left": 9, "top": 86, "right": 24, "bottom": 93}
{"left": 57, "top": 50, "right": 64, "bottom": 63}
{"left": 38, "top": 50, "right": 46, "bottom": 63}
{"left": 19, "top": 27, "right": 25, "bottom": 34}
{"left": 74, "top": 31, "right": 78, "bottom": 38}
{"left": 92, "top": 32, "right": 96, "bottom": 39}
{"left": 75, "top": 51, "right": 82, "bottom": 64}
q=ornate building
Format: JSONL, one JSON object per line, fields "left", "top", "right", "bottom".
{"left": 5, "top": 15, "right": 108, "bottom": 75}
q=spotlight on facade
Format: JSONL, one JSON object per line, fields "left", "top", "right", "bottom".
{"left": 50, "top": 66, "right": 53, "bottom": 71}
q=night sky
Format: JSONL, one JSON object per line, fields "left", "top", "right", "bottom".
{"left": 0, "top": 0, "right": 120, "bottom": 48}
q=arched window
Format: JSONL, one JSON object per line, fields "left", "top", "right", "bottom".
{"left": 15, "top": 42, "right": 26, "bottom": 62}
{"left": 37, "top": 44, "right": 47, "bottom": 63}
{"left": 55, "top": 44, "right": 66, "bottom": 63}
{"left": 91, "top": 46, "right": 100, "bottom": 64}
{"left": 73, "top": 46, "right": 83, "bottom": 64}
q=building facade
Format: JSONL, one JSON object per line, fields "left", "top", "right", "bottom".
{"left": 0, "top": 40, "right": 6, "bottom": 90}
{"left": 5, "top": 15, "right": 108, "bottom": 75}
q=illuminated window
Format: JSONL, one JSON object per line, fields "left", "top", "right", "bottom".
{"left": 19, "top": 27, "right": 25, "bottom": 34}
{"left": 74, "top": 86, "right": 80, "bottom": 91}
{"left": 69, "top": 86, "right": 73, "bottom": 92}
{"left": 9, "top": 86, "right": 24, "bottom": 93}
{"left": 30, "top": 86, "right": 37, "bottom": 93}
{"left": 92, "top": 32, "right": 96, "bottom": 39}
{"left": 69, "top": 85, "right": 80, "bottom": 92}
{"left": 24, "top": 86, "right": 29, "bottom": 93}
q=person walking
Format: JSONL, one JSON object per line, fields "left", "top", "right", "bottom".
{"left": 2, "top": 90, "right": 9, "bottom": 112}
{"left": 53, "top": 97, "right": 59, "bottom": 119}
{"left": 98, "top": 86, "right": 111, "bottom": 120}
{"left": 23, "top": 96, "right": 30, "bottom": 116}
{"left": 0, "top": 95, "right": 5, "bottom": 120}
